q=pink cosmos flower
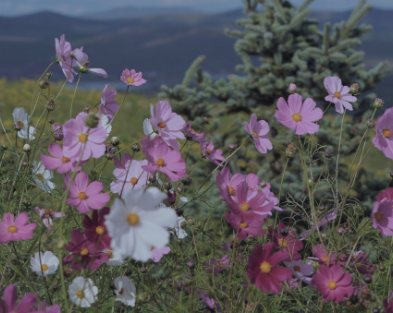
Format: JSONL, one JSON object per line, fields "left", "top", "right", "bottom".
{"left": 37, "top": 301, "right": 61, "bottom": 313}
{"left": 244, "top": 114, "right": 272, "bottom": 154}
{"left": 268, "top": 223, "right": 303, "bottom": 261}
{"left": 110, "top": 153, "right": 149, "bottom": 195}
{"left": 372, "top": 108, "right": 393, "bottom": 160}
{"left": 385, "top": 299, "right": 393, "bottom": 313}
{"left": 120, "top": 69, "right": 146, "bottom": 86}
{"left": 275, "top": 93, "right": 323, "bottom": 135}
{"left": 73, "top": 48, "right": 107, "bottom": 77}
{"left": 284, "top": 260, "right": 314, "bottom": 284}
{"left": 324, "top": 76, "right": 357, "bottom": 114}
{"left": 377, "top": 187, "right": 393, "bottom": 202}
{"left": 246, "top": 174, "right": 281, "bottom": 211}
{"left": 0, "top": 213, "right": 36, "bottom": 243}
{"left": 224, "top": 212, "right": 266, "bottom": 240}
{"left": 0, "top": 284, "right": 38, "bottom": 313}
{"left": 99, "top": 84, "right": 118, "bottom": 120}
{"left": 83, "top": 207, "right": 111, "bottom": 250}
{"left": 371, "top": 198, "right": 393, "bottom": 236}
{"left": 182, "top": 122, "right": 205, "bottom": 142}
{"left": 141, "top": 136, "right": 187, "bottom": 182}
{"left": 201, "top": 141, "right": 226, "bottom": 166}
{"left": 203, "top": 255, "right": 231, "bottom": 274}
{"left": 41, "top": 142, "right": 82, "bottom": 174}
{"left": 55, "top": 34, "right": 77, "bottom": 82}
{"left": 310, "top": 244, "right": 337, "bottom": 265}
{"left": 34, "top": 207, "right": 65, "bottom": 230}
{"left": 311, "top": 264, "right": 354, "bottom": 302}
{"left": 151, "top": 246, "right": 171, "bottom": 262}
{"left": 65, "top": 172, "right": 110, "bottom": 213}
{"left": 63, "top": 112, "right": 107, "bottom": 161}
{"left": 216, "top": 167, "right": 245, "bottom": 202}
{"left": 64, "top": 229, "right": 109, "bottom": 271}
{"left": 247, "top": 242, "right": 292, "bottom": 294}
{"left": 53, "top": 123, "right": 64, "bottom": 141}
{"left": 150, "top": 101, "right": 185, "bottom": 150}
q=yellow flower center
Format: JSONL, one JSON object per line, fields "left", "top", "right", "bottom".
{"left": 78, "top": 192, "right": 87, "bottom": 200}
{"left": 157, "top": 121, "right": 166, "bottom": 129}
{"left": 278, "top": 238, "right": 288, "bottom": 248}
{"left": 80, "top": 247, "right": 89, "bottom": 256}
{"left": 374, "top": 212, "right": 383, "bottom": 222}
{"left": 36, "top": 173, "right": 44, "bottom": 181}
{"left": 127, "top": 213, "right": 139, "bottom": 226}
{"left": 291, "top": 113, "right": 302, "bottom": 122}
{"left": 294, "top": 266, "right": 301, "bottom": 272}
{"left": 322, "top": 256, "right": 329, "bottom": 263}
{"left": 253, "top": 131, "right": 258, "bottom": 138}
{"left": 334, "top": 91, "right": 341, "bottom": 99}
{"left": 206, "top": 148, "right": 212, "bottom": 155}
{"left": 156, "top": 158, "right": 165, "bottom": 167}
{"left": 96, "top": 226, "right": 105, "bottom": 235}
{"left": 7, "top": 225, "right": 18, "bottom": 233}
{"left": 130, "top": 177, "right": 138, "bottom": 185}
{"left": 17, "top": 120, "right": 24, "bottom": 128}
{"left": 127, "top": 78, "right": 135, "bottom": 84}
{"left": 327, "top": 280, "right": 337, "bottom": 290}
{"left": 119, "top": 288, "right": 125, "bottom": 295}
{"left": 260, "top": 261, "right": 272, "bottom": 274}
{"left": 105, "top": 250, "right": 114, "bottom": 259}
{"left": 383, "top": 129, "right": 392, "bottom": 138}
{"left": 41, "top": 264, "right": 49, "bottom": 272}
{"left": 78, "top": 133, "right": 88, "bottom": 143}
{"left": 240, "top": 202, "right": 250, "bottom": 212}
{"left": 239, "top": 222, "right": 248, "bottom": 228}
{"left": 228, "top": 186, "right": 235, "bottom": 195}
{"left": 76, "top": 290, "right": 85, "bottom": 299}
{"left": 62, "top": 156, "right": 70, "bottom": 163}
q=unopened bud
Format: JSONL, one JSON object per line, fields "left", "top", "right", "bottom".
{"left": 105, "top": 153, "right": 114, "bottom": 160}
{"left": 1, "top": 145, "right": 7, "bottom": 151}
{"left": 228, "top": 144, "right": 236, "bottom": 150}
{"left": 39, "top": 79, "right": 50, "bottom": 89}
{"left": 361, "top": 289, "right": 371, "bottom": 300}
{"left": 46, "top": 99, "right": 56, "bottom": 111}
{"left": 139, "top": 267, "right": 147, "bottom": 274}
{"left": 84, "top": 106, "right": 91, "bottom": 113}
{"left": 131, "top": 143, "right": 140, "bottom": 152}
{"left": 64, "top": 267, "right": 72, "bottom": 276}
{"left": 110, "top": 137, "right": 120, "bottom": 146}
{"left": 285, "top": 144, "right": 296, "bottom": 158}
{"left": 163, "top": 182, "right": 172, "bottom": 190}
{"left": 186, "top": 217, "right": 195, "bottom": 225}
{"left": 85, "top": 113, "right": 99, "bottom": 128}
{"left": 137, "top": 292, "right": 150, "bottom": 303}
{"left": 187, "top": 260, "right": 195, "bottom": 269}
{"left": 372, "top": 98, "right": 384, "bottom": 109}
{"left": 23, "top": 144, "right": 31, "bottom": 153}
{"left": 203, "top": 117, "right": 210, "bottom": 124}
{"left": 288, "top": 83, "right": 297, "bottom": 93}
{"left": 307, "top": 179, "right": 313, "bottom": 187}
{"left": 14, "top": 125, "right": 21, "bottom": 131}
{"left": 57, "top": 239, "right": 67, "bottom": 249}
{"left": 46, "top": 72, "right": 53, "bottom": 78}
{"left": 148, "top": 175, "right": 156, "bottom": 183}
{"left": 177, "top": 186, "right": 183, "bottom": 192}
{"left": 366, "top": 119, "right": 375, "bottom": 128}
{"left": 54, "top": 132, "right": 64, "bottom": 141}
{"left": 324, "top": 152, "right": 332, "bottom": 159}
{"left": 175, "top": 208, "right": 183, "bottom": 216}
{"left": 181, "top": 175, "right": 193, "bottom": 186}
{"left": 349, "top": 83, "right": 359, "bottom": 95}
{"left": 48, "top": 119, "right": 55, "bottom": 124}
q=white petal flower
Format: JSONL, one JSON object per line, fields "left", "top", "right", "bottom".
{"left": 173, "top": 216, "right": 187, "bottom": 239}
{"left": 13, "top": 108, "right": 35, "bottom": 139}
{"left": 68, "top": 277, "right": 98, "bottom": 308}
{"left": 143, "top": 118, "right": 157, "bottom": 140}
{"left": 30, "top": 251, "right": 59, "bottom": 277}
{"left": 100, "top": 114, "right": 112, "bottom": 136}
{"left": 102, "top": 248, "right": 124, "bottom": 266}
{"left": 114, "top": 276, "right": 136, "bottom": 307}
{"left": 32, "top": 161, "right": 55, "bottom": 192}
{"left": 105, "top": 187, "right": 177, "bottom": 261}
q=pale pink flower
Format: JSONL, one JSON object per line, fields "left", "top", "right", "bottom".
{"left": 372, "top": 198, "right": 393, "bottom": 237}
{"left": 324, "top": 76, "right": 357, "bottom": 114}
{"left": 216, "top": 167, "right": 245, "bottom": 202}
{"left": 288, "top": 83, "right": 297, "bottom": 93}
{"left": 225, "top": 212, "right": 266, "bottom": 240}
{"left": 120, "top": 69, "right": 146, "bottom": 86}
{"left": 0, "top": 213, "right": 36, "bottom": 243}
{"left": 99, "top": 84, "right": 118, "bottom": 120}
{"left": 284, "top": 260, "right": 314, "bottom": 282}
{"left": 275, "top": 94, "right": 323, "bottom": 135}
{"left": 73, "top": 48, "right": 107, "bottom": 77}
{"left": 182, "top": 122, "right": 205, "bottom": 142}
{"left": 151, "top": 246, "right": 171, "bottom": 262}
{"left": 0, "top": 284, "right": 38, "bottom": 313}
{"left": 55, "top": 34, "right": 77, "bottom": 82}
{"left": 40, "top": 142, "right": 82, "bottom": 174}
{"left": 244, "top": 114, "right": 272, "bottom": 154}
{"left": 372, "top": 108, "right": 393, "bottom": 160}
{"left": 34, "top": 207, "right": 65, "bottom": 230}
{"left": 201, "top": 141, "right": 226, "bottom": 166}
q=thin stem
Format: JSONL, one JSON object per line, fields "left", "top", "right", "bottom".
{"left": 69, "top": 74, "right": 81, "bottom": 119}
{"left": 334, "top": 110, "right": 346, "bottom": 210}
{"left": 278, "top": 158, "right": 289, "bottom": 204}
{"left": 110, "top": 86, "right": 130, "bottom": 124}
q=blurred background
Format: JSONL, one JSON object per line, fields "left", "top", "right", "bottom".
{"left": 0, "top": 0, "right": 392, "bottom": 98}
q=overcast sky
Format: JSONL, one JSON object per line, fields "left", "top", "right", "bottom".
{"left": 0, "top": 0, "right": 391, "bottom": 16}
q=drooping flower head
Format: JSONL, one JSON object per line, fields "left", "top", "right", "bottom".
{"left": 275, "top": 94, "right": 323, "bottom": 135}
{"left": 34, "top": 206, "right": 64, "bottom": 230}
{"left": 311, "top": 264, "right": 354, "bottom": 302}
{"left": 120, "top": 69, "right": 146, "bottom": 86}
{"left": 244, "top": 114, "right": 272, "bottom": 154}
{"left": 68, "top": 277, "right": 98, "bottom": 307}
{"left": 324, "top": 76, "right": 357, "bottom": 114}
{"left": 201, "top": 141, "right": 226, "bottom": 166}
{"left": 246, "top": 242, "right": 292, "bottom": 294}
{"left": 13, "top": 108, "right": 35, "bottom": 140}
{"left": 182, "top": 122, "right": 205, "bottom": 142}
{"left": 0, "top": 212, "right": 36, "bottom": 243}
{"left": 55, "top": 34, "right": 77, "bottom": 82}
{"left": 41, "top": 142, "right": 82, "bottom": 174}
{"left": 73, "top": 48, "right": 107, "bottom": 77}
{"left": 30, "top": 251, "right": 59, "bottom": 277}
{"left": 371, "top": 199, "right": 393, "bottom": 236}
{"left": 225, "top": 212, "right": 266, "bottom": 240}
{"left": 114, "top": 276, "right": 136, "bottom": 307}
{"left": 372, "top": 108, "right": 393, "bottom": 160}
{"left": 268, "top": 223, "right": 303, "bottom": 261}
{"left": 83, "top": 207, "right": 111, "bottom": 249}
{"left": 0, "top": 284, "right": 38, "bottom": 313}
{"left": 203, "top": 255, "right": 231, "bottom": 274}
{"left": 99, "top": 84, "right": 118, "bottom": 120}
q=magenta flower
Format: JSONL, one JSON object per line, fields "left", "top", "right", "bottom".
{"left": 197, "top": 290, "right": 223, "bottom": 313}
{"left": 0, "top": 213, "right": 36, "bottom": 243}
{"left": 275, "top": 93, "right": 323, "bottom": 135}
{"left": 244, "top": 114, "right": 272, "bottom": 154}
{"left": 41, "top": 142, "right": 82, "bottom": 174}
{"left": 110, "top": 153, "right": 149, "bottom": 195}
{"left": 324, "top": 76, "right": 357, "bottom": 114}
{"left": 55, "top": 34, "right": 77, "bottom": 83}
{"left": 372, "top": 199, "right": 393, "bottom": 236}
{"left": 83, "top": 207, "right": 111, "bottom": 250}
{"left": 203, "top": 255, "right": 231, "bottom": 274}
{"left": 120, "top": 69, "right": 146, "bottom": 86}
{"left": 247, "top": 242, "right": 292, "bottom": 294}
{"left": 182, "top": 122, "right": 205, "bottom": 142}
{"left": 377, "top": 187, "right": 393, "bottom": 202}
{"left": 64, "top": 229, "right": 109, "bottom": 271}
{"left": 73, "top": 48, "right": 107, "bottom": 77}
{"left": 268, "top": 223, "right": 303, "bottom": 261}
{"left": 65, "top": 172, "right": 110, "bottom": 213}
{"left": 34, "top": 207, "right": 64, "bottom": 230}
{"left": 0, "top": 284, "right": 38, "bottom": 313}
{"left": 53, "top": 123, "right": 64, "bottom": 141}
{"left": 37, "top": 302, "right": 61, "bottom": 313}
{"left": 141, "top": 136, "right": 187, "bottom": 182}
{"left": 201, "top": 141, "right": 226, "bottom": 166}
{"left": 245, "top": 174, "right": 281, "bottom": 211}
{"left": 216, "top": 167, "right": 245, "bottom": 202}
{"left": 312, "top": 264, "right": 354, "bottom": 302}
{"left": 311, "top": 244, "right": 337, "bottom": 265}
{"left": 151, "top": 246, "right": 171, "bottom": 262}
{"left": 372, "top": 108, "right": 393, "bottom": 160}
{"left": 63, "top": 112, "right": 107, "bottom": 161}
{"left": 385, "top": 298, "right": 393, "bottom": 313}
{"left": 99, "top": 84, "right": 118, "bottom": 120}
{"left": 225, "top": 212, "right": 266, "bottom": 240}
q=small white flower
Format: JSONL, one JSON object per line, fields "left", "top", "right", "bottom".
{"left": 105, "top": 187, "right": 177, "bottom": 261}
{"left": 100, "top": 114, "right": 112, "bottom": 136}
{"left": 13, "top": 107, "right": 36, "bottom": 139}
{"left": 32, "top": 161, "right": 55, "bottom": 192}
{"left": 143, "top": 118, "right": 157, "bottom": 140}
{"left": 102, "top": 248, "right": 124, "bottom": 266}
{"left": 30, "top": 251, "right": 59, "bottom": 277}
{"left": 114, "top": 276, "right": 136, "bottom": 307}
{"left": 68, "top": 277, "right": 98, "bottom": 308}
{"left": 173, "top": 216, "right": 187, "bottom": 239}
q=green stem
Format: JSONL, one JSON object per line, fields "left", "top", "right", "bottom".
{"left": 334, "top": 109, "right": 346, "bottom": 210}
{"left": 69, "top": 74, "right": 82, "bottom": 119}
{"left": 110, "top": 86, "right": 130, "bottom": 124}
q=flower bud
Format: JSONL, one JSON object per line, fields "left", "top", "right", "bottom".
{"left": 110, "top": 137, "right": 120, "bottom": 146}
{"left": 46, "top": 72, "right": 53, "bottom": 78}
{"left": 203, "top": 117, "right": 210, "bottom": 124}
{"left": 324, "top": 152, "right": 332, "bottom": 159}
{"left": 163, "top": 182, "right": 172, "bottom": 190}
{"left": 57, "top": 239, "right": 67, "bottom": 250}
{"left": 349, "top": 294, "right": 358, "bottom": 304}
{"left": 64, "top": 267, "right": 72, "bottom": 276}
{"left": 84, "top": 106, "right": 91, "bottom": 113}
{"left": 23, "top": 144, "right": 31, "bottom": 153}
{"left": 148, "top": 175, "right": 156, "bottom": 183}
{"left": 364, "top": 275, "right": 372, "bottom": 284}
{"left": 285, "top": 144, "right": 296, "bottom": 158}
{"left": 106, "top": 153, "right": 114, "bottom": 160}
{"left": 22, "top": 199, "right": 31, "bottom": 208}
{"left": 139, "top": 267, "right": 147, "bottom": 274}
{"left": 187, "top": 260, "right": 195, "bottom": 269}
{"left": 165, "top": 191, "right": 176, "bottom": 205}
{"left": 1, "top": 145, "right": 7, "bottom": 151}
{"left": 280, "top": 228, "right": 289, "bottom": 236}
{"left": 181, "top": 175, "right": 193, "bottom": 186}
{"left": 186, "top": 217, "right": 195, "bottom": 225}
{"left": 137, "top": 292, "right": 150, "bottom": 303}
{"left": 337, "top": 227, "right": 344, "bottom": 234}
{"left": 366, "top": 119, "right": 375, "bottom": 128}
{"left": 125, "top": 269, "right": 132, "bottom": 276}
{"left": 85, "top": 113, "right": 99, "bottom": 128}
{"left": 228, "top": 144, "right": 236, "bottom": 150}
{"left": 319, "top": 205, "right": 325, "bottom": 211}
{"left": 361, "top": 289, "right": 371, "bottom": 300}
{"left": 46, "top": 99, "right": 56, "bottom": 111}
{"left": 288, "top": 83, "right": 297, "bottom": 93}
{"left": 175, "top": 208, "right": 183, "bottom": 216}
{"left": 372, "top": 98, "right": 384, "bottom": 109}
{"left": 177, "top": 186, "right": 183, "bottom": 192}
{"left": 131, "top": 143, "right": 140, "bottom": 152}
{"left": 307, "top": 179, "right": 313, "bottom": 187}
{"left": 349, "top": 83, "right": 359, "bottom": 95}
{"left": 39, "top": 79, "right": 50, "bottom": 89}
{"left": 372, "top": 307, "right": 381, "bottom": 313}
{"left": 379, "top": 264, "right": 386, "bottom": 271}
{"left": 14, "top": 124, "right": 21, "bottom": 132}
{"left": 54, "top": 131, "right": 64, "bottom": 141}
{"left": 48, "top": 119, "right": 55, "bottom": 124}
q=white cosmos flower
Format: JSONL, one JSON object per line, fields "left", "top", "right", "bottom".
{"left": 100, "top": 114, "right": 112, "bottom": 136}
{"left": 103, "top": 248, "right": 124, "bottom": 266}
{"left": 68, "top": 277, "right": 98, "bottom": 308}
{"left": 114, "top": 276, "right": 136, "bottom": 307}
{"left": 30, "top": 251, "right": 59, "bottom": 277}
{"left": 104, "top": 187, "right": 177, "bottom": 261}
{"left": 32, "top": 161, "right": 55, "bottom": 192}
{"left": 173, "top": 216, "right": 187, "bottom": 239}
{"left": 13, "top": 107, "right": 36, "bottom": 140}
{"left": 143, "top": 118, "right": 158, "bottom": 140}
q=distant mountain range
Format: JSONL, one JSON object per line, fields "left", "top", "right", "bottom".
{"left": 0, "top": 7, "right": 391, "bottom": 99}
